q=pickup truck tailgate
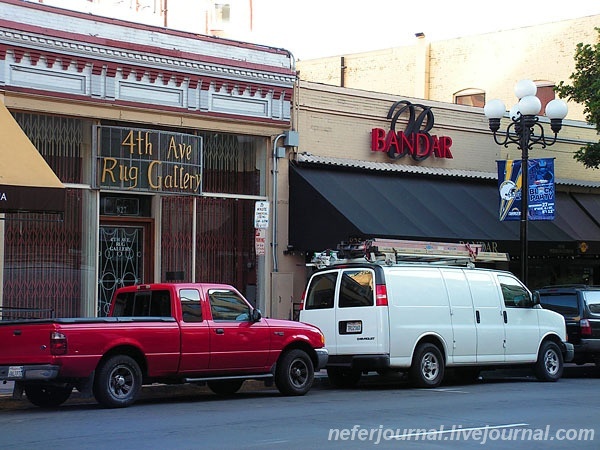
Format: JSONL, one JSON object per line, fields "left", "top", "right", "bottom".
{"left": 0, "top": 321, "right": 56, "bottom": 364}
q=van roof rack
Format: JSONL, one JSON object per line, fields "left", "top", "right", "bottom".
{"left": 309, "top": 238, "right": 509, "bottom": 268}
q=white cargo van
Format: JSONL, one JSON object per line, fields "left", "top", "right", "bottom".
{"left": 300, "top": 261, "right": 574, "bottom": 388}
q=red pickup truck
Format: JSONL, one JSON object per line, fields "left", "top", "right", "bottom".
{"left": 0, "top": 283, "right": 328, "bottom": 408}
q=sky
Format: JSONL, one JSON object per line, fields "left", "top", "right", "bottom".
{"left": 30, "top": 0, "right": 600, "bottom": 60}
{"left": 248, "top": 0, "right": 600, "bottom": 60}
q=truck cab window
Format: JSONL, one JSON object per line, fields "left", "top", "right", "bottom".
{"left": 112, "top": 290, "right": 171, "bottom": 317}
{"left": 208, "top": 289, "right": 250, "bottom": 321}
{"left": 180, "top": 289, "right": 202, "bottom": 322}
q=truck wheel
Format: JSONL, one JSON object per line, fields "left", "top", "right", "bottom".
{"left": 275, "top": 349, "right": 314, "bottom": 396}
{"left": 93, "top": 355, "right": 142, "bottom": 408}
{"left": 24, "top": 384, "right": 72, "bottom": 408}
{"left": 207, "top": 379, "right": 244, "bottom": 396}
{"left": 327, "top": 367, "right": 362, "bottom": 388}
{"left": 534, "top": 341, "right": 563, "bottom": 382}
{"left": 410, "top": 343, "right": 445, "bottom": 388}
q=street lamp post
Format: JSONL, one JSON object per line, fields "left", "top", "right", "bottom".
{"left": 484, "top": 80, "right": 568, "bottom": 285}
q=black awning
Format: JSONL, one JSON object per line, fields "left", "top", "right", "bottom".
{"left": 0, "top": 102, "right": 65, "bottom": 214}
{"left": 573, "top": 193, "right": 600, "bottom": 224}
{"left": 289, "top": 163, "right": 600, "bottom": 252}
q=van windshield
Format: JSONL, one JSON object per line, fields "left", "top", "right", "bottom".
{"left": 583, "top": 291, "right": 600, "bottom": 316}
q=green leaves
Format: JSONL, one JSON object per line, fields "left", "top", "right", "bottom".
{"left": 555, "top": 27, "right": 600, "bottom": 169}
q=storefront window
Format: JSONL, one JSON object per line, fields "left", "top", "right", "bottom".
{"left": 196, "top": 197, "right": 257, "bottom": 301}
{"left": 161, "top": 195, "right": 194, "bottom": 283}
{"left": 2, "top": 189, "right": 86, "bottom": 318}
{"left": 200, "top": 132, "right": 264, "bottom": 196}
{"left": 1, "top": 113, "right": 93, "bottom": 319}
{"left": 13, "top": 113, "right": 88, "bottom": 184}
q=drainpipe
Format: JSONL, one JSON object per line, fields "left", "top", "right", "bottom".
{"left": 271, "top": 131, "right": 299, "bottom": 273}
{"left": 271, "top": 133, "right": 285, "bottom": 273}
{"left": 340, "top": 56, "right": 346, "bottom": 87}
{"left": 414, "top": 32, "right": 430, "bottom": 99}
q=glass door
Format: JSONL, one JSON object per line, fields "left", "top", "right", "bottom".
{"left": 98, "top": 221, "right": 152, "bottom": 316}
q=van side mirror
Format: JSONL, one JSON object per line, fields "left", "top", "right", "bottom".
{"left": 251, "top": 308, "right": 262, "bottom": 322}
{"left": 532, "top": 291, "right": 541, "bottom": 305}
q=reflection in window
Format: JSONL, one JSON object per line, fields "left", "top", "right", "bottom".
{"left": 180, "top": 289, "right": 203, "bottom": 322}
{"left": 209, "top": 289, "right": 250, "bottom": 321}
{"left": 454, "top": 89, "right": 485, "bottom": 108}
{"left": 539, "top": 294, "right": 579, "bottom": 317}
{"left": 499, "top": 275, "right": 531, "bottom": 308}
{"left": 112, "top": 290, "right": 172, "bottom": 317}
{"left": 339, "top": 270, "right": 374, "bottom": 308}
{"left": 583, "top": 291, "right": 600, "bottom": 316}
{"left": 536, "top": 83, "right": 556, "bottom": 116}
{"left": 305, "top": 272, "right": 338, "bottom": 310}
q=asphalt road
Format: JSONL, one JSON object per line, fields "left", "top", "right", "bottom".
{"left": 1, "top": 365, "right": 599, "bottom": 449}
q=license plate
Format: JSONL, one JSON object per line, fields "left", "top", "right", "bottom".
{"left": 346, "top": 321, "right": 362, "bottom": 333}
{"left": 8, "top": 366, "right": 23, "bottom": 378}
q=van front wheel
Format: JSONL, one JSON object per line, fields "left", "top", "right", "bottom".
{"left": 410, "top": 343, "right": 444, "bottom": 388}
{"left": 534, "top": 341, "right": 563, "bottom": 382}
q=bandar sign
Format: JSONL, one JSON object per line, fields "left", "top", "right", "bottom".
{"left": 95, "top": 126, "right": 203, "bottom": 194}
{"left": 371, "top": 100, "right": 453, "bottom": 161}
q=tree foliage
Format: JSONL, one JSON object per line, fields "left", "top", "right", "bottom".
{"left": 555, "top": 27, "right": 600, "bottom": 169}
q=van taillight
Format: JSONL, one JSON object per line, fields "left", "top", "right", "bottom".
{"left": 50, "top": 331, "right": 67, "bottom": 355}
{"left": 580, "top": 319, "right": 592, "bottom": 336}
{"left": 299, "top": 289, "right": 306, "bottom": 310}
{"left": 376, "top": 284, "right": 388, "bottom": 306}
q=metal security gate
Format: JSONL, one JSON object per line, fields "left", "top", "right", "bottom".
{"left": 98, "top": 223, "right": 149, "bottom": 316}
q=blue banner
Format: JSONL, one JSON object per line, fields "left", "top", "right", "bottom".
{"left": 497, "top": 158, "right": 555, "bottom": 221}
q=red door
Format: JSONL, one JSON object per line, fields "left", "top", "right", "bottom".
{"left": 206, "top": 288, "right": 271, "bottom": 371}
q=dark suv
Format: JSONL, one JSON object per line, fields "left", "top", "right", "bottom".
{"left": 536, "top": 285, "right": 600, "bottom": 365}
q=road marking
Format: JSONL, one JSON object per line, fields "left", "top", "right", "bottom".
{"left": 426, "top": 388, "right": 469, "bottom": 393}
{"left": 394, "top": 423, "right": 529, "bottom": 439}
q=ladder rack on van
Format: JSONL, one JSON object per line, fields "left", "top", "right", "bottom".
{"left": 308, "top": 238, "right": 509, "bottom": 268}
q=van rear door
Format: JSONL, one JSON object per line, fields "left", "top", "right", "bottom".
{"left": 334, "top": 268, "right": 387, "bottom": 356}
{"left": 300, "top": 270, "right": 339, "bottom": 352}
{"left": 300, "top": 267, "right": 387, "bottom": 356}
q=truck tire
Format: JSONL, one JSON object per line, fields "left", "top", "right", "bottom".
{"left": 207, "top": 379, "right": 244, "bottom": 396}
{"left": 410, "top": 343, "right": 445, "bottom": 388}
{"left": 534, "top": 341, "right": 563, "bottom": 382}
{"left": 275, "top": 349, "right": 314, "bottom": 396}
{"left": 24, "top": 384, "right": 73, "bottom": 408}
{"left": 327, "top": 367, "right": 362, "bottom": 388}
{"left": 93, "top": 355, "right": 142, "bottom": 408}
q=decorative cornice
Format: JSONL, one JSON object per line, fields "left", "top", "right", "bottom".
{"left": 0, "top": 29, "right": 296, "bottom": 88}
{"left": 0, "top": 42, "right": 294, "bottom": 100}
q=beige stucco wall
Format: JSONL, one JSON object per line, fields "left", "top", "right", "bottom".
{"left": 279, "top": 80, "right": 600, "bottom": 308}
{"left": 297, "top": 15, "right": 600, "bottom": 123}
{"left": 293, "top": 81, "right": 598, "bottom": 180}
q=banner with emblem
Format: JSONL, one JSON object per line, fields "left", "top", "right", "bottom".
{"left": 497, "top": 158, "right": 555, "bottom": 221}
